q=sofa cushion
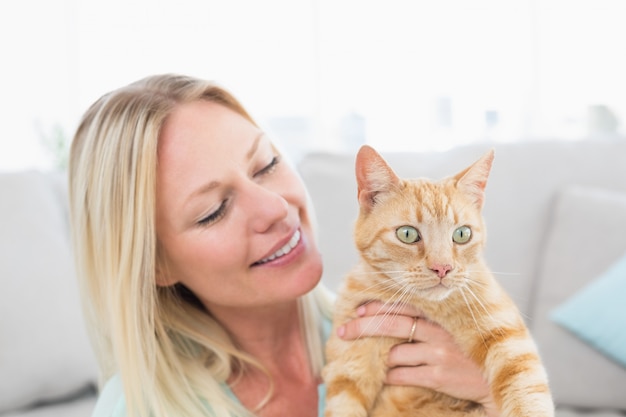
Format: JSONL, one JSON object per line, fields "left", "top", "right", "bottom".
{"left": 0, "top": 171, "right": 97, "bottom": 413}
{"left": 551, "top": 251, "right": 626, "bottom": 368}
{"left": 530, "top": 185, "right": 626, "bottom": 410}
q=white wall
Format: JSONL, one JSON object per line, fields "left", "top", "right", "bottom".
{"left": 1, "top": 0, "right": 624, "bottom": 171}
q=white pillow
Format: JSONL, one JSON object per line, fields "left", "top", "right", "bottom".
{"left": 0, "top": 171, "right": 98, "bottom": 412}
{"left": 530, "top": 185, "right": 626, "bottom": 410}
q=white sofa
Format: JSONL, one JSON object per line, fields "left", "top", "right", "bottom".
{"left": 1, "top": 138, "right": 625, "bottom": 416}
{"left": 0, "top": 171, "right": 98, "bottom": 416}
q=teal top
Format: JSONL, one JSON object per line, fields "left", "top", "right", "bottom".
{"left": 93, "top": 375, "right": 327, "bottom": 417}
{"left": 91, "top": 318, "right": 331, "bottom": 417}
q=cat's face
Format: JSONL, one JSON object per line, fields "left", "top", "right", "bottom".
{"left": 353, "top": 146, "right": 494, "bottom": 302}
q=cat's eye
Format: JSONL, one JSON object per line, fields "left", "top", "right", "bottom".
{"left": 452, "top": 226, "right": 472, "bottom": 244}
{"left": 396, "top": 226, "right": 420, "bottom": 244}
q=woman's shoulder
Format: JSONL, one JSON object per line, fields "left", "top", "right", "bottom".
{"left": 91, "top": 375, "right": 127, "bottom": 417}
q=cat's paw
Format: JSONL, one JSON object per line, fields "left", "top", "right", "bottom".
{"left": 325, "top": 393, "right": 369, "bottom": 417}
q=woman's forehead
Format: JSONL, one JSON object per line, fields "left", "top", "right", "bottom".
{"left": 155, "top": 101, "right": 270, "bottom": 207}
{"left": 158, "top": 101, "right": 260, "bottom": 164}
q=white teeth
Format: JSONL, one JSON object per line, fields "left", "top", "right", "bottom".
{"left": 257, "top": 230, "right": 301, "bottom": 264}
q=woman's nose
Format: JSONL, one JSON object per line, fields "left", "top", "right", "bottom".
{"left": 244, "top": 183, "right": 289, "bottom": 232}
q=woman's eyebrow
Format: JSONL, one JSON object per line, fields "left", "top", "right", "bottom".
{"left": 184, "top": 132, "right": 266, "bottom": 208}
{"left": 246, "top": 132, "right": 265, "bottom": 160}
{"left": 185, "top": 180, "right": 220, "bottom": 208}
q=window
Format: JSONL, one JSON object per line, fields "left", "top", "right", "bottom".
{"left": 1, "top": 0, "right": 624, "bottom": 170}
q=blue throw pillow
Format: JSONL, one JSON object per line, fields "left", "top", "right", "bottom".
{"left": 550, "top": 252, "right": 626, "bottom": 368}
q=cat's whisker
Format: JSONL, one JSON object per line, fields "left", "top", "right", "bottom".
{"left": 349, "top": 270, "right": 414, "bottom": 277}
{"left": 460, "top": 287, "right": 507, "bottom": 349}
{"left": 462, "top": 268, "right": 520, "bottom": 276}
{"left": 370, "top": 287, "right": 418, "bottom": 348}
{"left": 459, "top": 288, "right": 489, "bottom": 348}
{"left": 465, "top": 276, "right": 521, "bottom": 326}
{"left": 463, "top": 285, "right": 494, "bottom": 320}
{"left": 355, "top": 280, "right": 398, "bottom": 294}
{"left": 361, "top": 283, "right": 419, "bottom": 345}
{"left": 356, "top": 285, "right": 409, "bottom": 340}
{"left": 463, "top": 276, "right": 488, "bottom": 289}
{"left": 344, "top": 271, "right": 422, "bottom": 310}
{"left": 488, "top": 271, "right": 522, "bottom": 277}
{"left": 463, "top": 286, "right": 507, "bottom": 340}
{"left": 345, "top": 285, "right": 401, "bottom": 308}
{"left": 465, "top": 275, "right": 532, "bottom": 319}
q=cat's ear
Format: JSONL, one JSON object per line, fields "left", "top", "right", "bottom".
{"left": 355, "top": 145, "right": 400, "bottom": 212}
{"left": 454, "top": 149, "right": 495, "bottom": 208}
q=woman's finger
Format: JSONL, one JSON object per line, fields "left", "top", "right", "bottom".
{"left": 386, "top": 362, "right": 490, "bottom": 404}
{"left": 339, "top": 314, "right": 425, "bottom": 341}
{"left": 386, "top": 342, "right": 429, "bottom": 367}
{"left": 386, "top": 362, "right": 442, "bottom": 388}
{"left": 385, "top": 339, "right": 492, "bottom": 406}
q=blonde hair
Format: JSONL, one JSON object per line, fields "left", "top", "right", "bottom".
{"left": 69, "top": 74, "right": 334, "bottom": 417}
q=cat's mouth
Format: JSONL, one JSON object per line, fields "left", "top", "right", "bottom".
{"left": 387, "top": 271, "right": 460, "bottom": 300}
{"left": 422, "top": 284, "right": 454, "bottom": 301}
{"left": 415, "top": 280, "right": 456, "bottom": 300}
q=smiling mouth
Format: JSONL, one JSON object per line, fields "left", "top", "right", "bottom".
{"left": 254, "top": 230, "right": 301, "bottom": 266}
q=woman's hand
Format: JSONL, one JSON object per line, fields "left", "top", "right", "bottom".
{"left": 336, "top": 301, "right": 500, "bottom": 417}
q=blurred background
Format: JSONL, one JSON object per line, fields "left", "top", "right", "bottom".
{"left": 1, "top": 0, "right": 625, "bottom": 171}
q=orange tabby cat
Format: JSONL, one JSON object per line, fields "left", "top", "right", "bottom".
{"left": 323, "top": 145, "right": 554, "bottom": 417}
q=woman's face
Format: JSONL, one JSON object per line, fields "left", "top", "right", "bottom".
{"left": 156, "top": 100, "right": 323, "bottom": 311}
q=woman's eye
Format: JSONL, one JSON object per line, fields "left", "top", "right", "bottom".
{"left": 254, "top": 156, "right": 280, "bottom": 177}
{"left": 197, "top": 200, "right": 227, "bottom": 226}
{"left": 452, "top": 226, "right": 472, "bottom": 244}
{"left": 396, "top": 226, "right": 420, "bottom": 244}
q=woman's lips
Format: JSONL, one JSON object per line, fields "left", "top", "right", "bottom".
{"left": 253, "top": 229, "right": 301, "bottom": 266}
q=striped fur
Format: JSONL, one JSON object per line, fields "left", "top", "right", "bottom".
{"left": 322, "top": 146, "right": 554, "bottom": 417}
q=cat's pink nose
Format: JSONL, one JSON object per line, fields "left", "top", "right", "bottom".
{"left": 430, "top": 264, "right": 453, "bottom": 278}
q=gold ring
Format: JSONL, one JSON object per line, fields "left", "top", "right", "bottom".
{"left": 407, "top": 317, "right": 418, "bottom": 343}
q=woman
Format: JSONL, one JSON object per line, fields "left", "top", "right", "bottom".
{"left": 69, "top": 74, "right": 499, "bottom": 417}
